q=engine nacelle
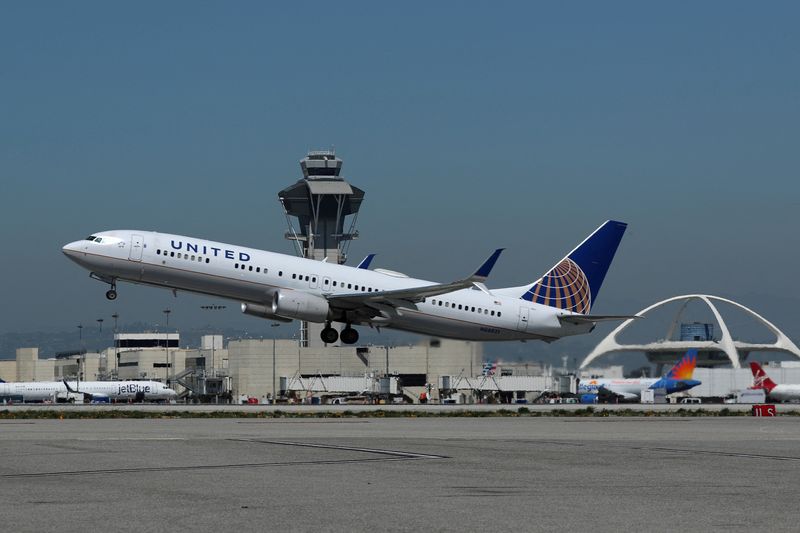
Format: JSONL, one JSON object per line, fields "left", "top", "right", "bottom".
{"left": 240, "top": 303, "right": 292, "bottom": 323}
{"left": 271, "top": 289, "right": 330, "bottom": 322}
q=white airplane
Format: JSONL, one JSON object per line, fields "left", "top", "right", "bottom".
{"left": 62, "top": 220, "right": 630, "bottom": 345}
{"left": 750, "top": 362, "right": 800, "bottom": 402}
{"left": 578, "top": 350, "right": 701, "bottom": 401}
{"left": 0, "top": 379, "right": 177, "bottom": 403}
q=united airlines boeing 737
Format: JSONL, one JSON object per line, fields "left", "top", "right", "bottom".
{"left": 63, "top": 220, "right": 629, "bottom": 345}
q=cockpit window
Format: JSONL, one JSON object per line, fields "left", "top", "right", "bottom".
{"left": 95, "top": 237, "right": 103, "bottom": 243}
{"left": 85, "top": 235, "right": 97, "bottom": 241}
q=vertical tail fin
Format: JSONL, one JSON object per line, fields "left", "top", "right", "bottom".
{"left": 749, "top": 362, "right": 777, "bottom": 392}
{"left": 665, "top": 349, "right": 698, "bottom": 380}
{"left": 521, "top": 220, "right": 627, "bottom": 314}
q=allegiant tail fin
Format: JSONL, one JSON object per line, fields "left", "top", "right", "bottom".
{"left": 521, "top": 220, "right": 627, "bottom": 314}
{"left": 749, "top": 362, "right": 777, "bottom": 392}
{"left": 665, "top": 349, "right": 698, "bottom": 380}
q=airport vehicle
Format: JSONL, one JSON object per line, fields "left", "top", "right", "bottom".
{"left": 63, "top": 220, "right": 630, "bottom": 345}
{"left": 0, "top": 379, "right": 177, "bottom": 403}
{"left": 749, "top": 362, "right": 800, "bottom": 402}
{"left": 578, "top": 349, "right": 701, "bottom": 401}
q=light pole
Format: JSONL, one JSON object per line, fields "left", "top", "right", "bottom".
{"left": 271, "top": 322, "right": 281, "bottom": 401}
{"left": 77, "top": 324, "right": 84, "bottom": 383}
{"left": 111, "top": 313, "right": 119, "bottom": 377}
{"left": 163, "top": 308, "right": 171, "bottom": 384}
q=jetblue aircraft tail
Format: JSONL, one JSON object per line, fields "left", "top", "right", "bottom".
{"left": 518, "top": 220, "right": 627, "bottom": 314}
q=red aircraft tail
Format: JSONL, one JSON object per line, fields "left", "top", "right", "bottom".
{"left": 749, "top": 362, "right": 777, "bottom": 392}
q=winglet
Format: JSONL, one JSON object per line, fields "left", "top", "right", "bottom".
{"left": 356, "top": 254, "right": 376, "bottom": 270}
{"left": 472, "top": 248, "right": 505, "bottom": 281}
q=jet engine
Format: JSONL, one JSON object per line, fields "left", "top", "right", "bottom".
{"left": 270, "top": 289, "right": 330, "bottom": 322}
{"left": 241, "top": 303, "right": 293, "bottom": 322}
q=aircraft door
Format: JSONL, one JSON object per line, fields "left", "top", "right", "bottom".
{"left": 322, "top": 276, "right": 332, "bottom": 293}
{"left": 129, "top": 234, "right": 144, "bottom": 261}
{"left": 517, "top": 306, "right": 530, "bottom": 331}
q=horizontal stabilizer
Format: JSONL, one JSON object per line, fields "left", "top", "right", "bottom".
{"left": 558, "top": 314, "right": 641, "bottom": 325}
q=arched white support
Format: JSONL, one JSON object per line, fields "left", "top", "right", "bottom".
{"left": 579, "top": 294, "right": 800, "bottom": 369}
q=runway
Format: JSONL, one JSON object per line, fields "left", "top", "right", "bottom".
{"left": 2, "top": 416, "right": 799, "bottom": 532}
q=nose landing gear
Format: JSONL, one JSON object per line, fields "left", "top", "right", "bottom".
{"left": 91, "top": 273, "right": 118, "bottom": 300}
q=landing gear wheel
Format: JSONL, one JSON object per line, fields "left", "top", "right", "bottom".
{"left": 340, "top": 327, "right": 359, "bottom": 345}
{"left": 320, "top": 326, "right": 339, "bottom": 344}
{"left": 106, "top": 289, "right": 117, "bottom": 301}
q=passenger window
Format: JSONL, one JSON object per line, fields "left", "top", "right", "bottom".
{"left": 177, "top": 253, "right": 182, "bottom": 259}
{"left": 249, "top": 266, "right": 253, "bottom": 271}
{"left": 157, "top": 249, "right": 161, "bottom": 255}
{"left": 170, "top": 251, "right": 175, "bottom": 257}
{"left": 235, "top": 263, "right": 239, "bottom": 269}
{"left": 256, "top": 267, "right": 260, "bottom": 273}
{"left": 485, "top": 309, "right": 489, "bottom": 314}
{"left": 498, "top": 311, "right": 502, "bottom": 317}
{"left": 205, "top": 258, "right": 210, "bottom": 263}
{"left": 491, "top": 310, "right": 495, "bottom": 316}
{"left": 292, "top": 274, "right": 296, "bottom": 279}
{"left": 348, "top": 283, "right": 352, "bottom": 289}
{"left": 191, "top": 255, "right": 196, "bottom": 261}
{"left": 333, "top": 281, "right": 337, "bottom": 287}
{"left": 305, "top": 276, "right": 309, "bottom": 281}
{"left": 458, "top": 304, "right": 463, "bottom": 310}
{"left": 312, "top": 277, "right": 316, "bottom": 282}
{"left": 278, "top": 271, "right": 283, "bottom": 276}
{"left": 439, "top": 301, "right": 443, "bottom": 306}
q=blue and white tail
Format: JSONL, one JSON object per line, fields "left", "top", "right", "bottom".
{"left": 517, "top": 220, "right": 627, "bottom": 314}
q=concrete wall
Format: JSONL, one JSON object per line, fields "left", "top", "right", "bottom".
{"left": 0, "top": 360, "right": 15, "bottom": 382}
{"left": 227, "top": 337, "right": 483, "bottom": 399}
{"left": 117, "top": 348, "right": 187, "bottom": 381}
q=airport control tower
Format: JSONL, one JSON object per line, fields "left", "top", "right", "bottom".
{"left": 278, "top": 150, "right": 365, "bottom": 346}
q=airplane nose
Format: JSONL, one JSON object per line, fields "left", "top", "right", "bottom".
{"left": 62, "top": 241, "right": 81, "bottom": 255}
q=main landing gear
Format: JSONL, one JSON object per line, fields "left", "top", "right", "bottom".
{"left": 321, "top": 323, "right": 339, "bottom": 344}
{"left": 339, "top": 325, "right": 359, "bottom": 345}
{"left": 319, "top": 323, "right": 360, "bottom": 345}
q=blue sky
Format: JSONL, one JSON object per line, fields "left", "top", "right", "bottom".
{"left": 1, "top": 2, "right": 799, "bottom": 357}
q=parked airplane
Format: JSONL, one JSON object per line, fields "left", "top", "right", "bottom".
{"left": 63, "top": 220, "right": 630, "bottom": 345}
{"left": 578, "top": 349, "right": 701, "bottom": 401}
{"left": 0, "top": 379, "right": 176, "bottom": 403}
{"left": 749, "top": 362, "right": 800, "bottom": 402}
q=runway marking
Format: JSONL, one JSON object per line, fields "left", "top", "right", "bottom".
{"left": 515, "top": 439, "right": 800, "bottom": 462}
{"left": 230, "top": 439, "right": 449, "bottom": 460}
{"left": 0, "top": 440, "right": 447, "bottom": 479}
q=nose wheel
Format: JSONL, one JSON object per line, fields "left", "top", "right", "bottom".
{"left": 106, "top": 289, "right": 117, "bottom": 301}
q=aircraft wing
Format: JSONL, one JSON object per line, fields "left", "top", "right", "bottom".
{"left": 600, "top": 385, "right": 639, "bottom": 400}
{"left": 327, "top": 249, "right": 504, "bottom": 311}
{"left": 558, "top": 314, "right": 641, "bottom": 325}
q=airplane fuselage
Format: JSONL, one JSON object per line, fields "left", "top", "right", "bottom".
{"left": 63, "top": 230, "right": 595, "bottom": 342}
{"left": 0, "top": 380, "right": 176, "bottom": 402}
